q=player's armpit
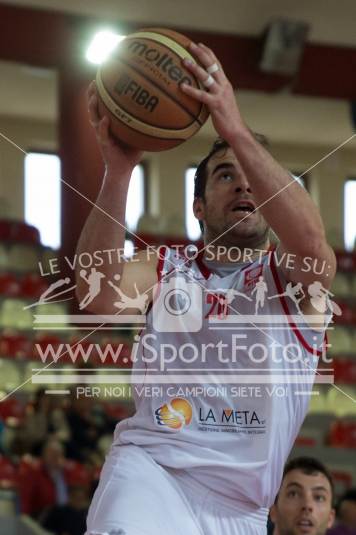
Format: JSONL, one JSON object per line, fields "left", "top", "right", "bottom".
{"left": 275, "top": 243, "right": 337, "bottom": 329}
{"left": 82, "top": 248, "right": 159, "bottom": 316}
{"left": 108, "top": 248, "right": 160, "bottom": 315}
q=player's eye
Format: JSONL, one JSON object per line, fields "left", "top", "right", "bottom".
{"left": 314, "top": 494, "right": 326, "bottom": 502}
{"left": 220, "top": 173, "right": 233, "bottom": 182}
{"left": 287, "top": 490, "right": 299, "bottom": 498}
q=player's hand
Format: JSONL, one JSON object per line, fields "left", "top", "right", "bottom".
{"left": 87, "top": 81, "right": 143, "bottom": 175}
{"left": 180, "top": 43, "right": 245, "bottom": 143}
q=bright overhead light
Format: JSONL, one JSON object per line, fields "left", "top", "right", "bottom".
{"left": 86, "top": 30, "right": 126, "bottom": 64}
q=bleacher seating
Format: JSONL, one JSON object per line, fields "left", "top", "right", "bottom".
{"left": 0, "top": 220, "right": 40, "bottom": 245}
{"left": 331, "top": 272, "right": 351, "bottom": 296}
{"left": 328, "top": 326, "right": 353, "bottom": 354}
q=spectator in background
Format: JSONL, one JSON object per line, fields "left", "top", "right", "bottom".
{"left": 328, "top": 489, "right": 356, "bottom": 535}
{"left": 50, "top": 394, "right": 71, "bottom": 445}
{"left": 22, "top": 388, "right": 52, "bottom": 455}
{"left": 22, "top": 388, "right": 70, "bottom": 456}
{"left": 41, "top": 484, "right": 89, "bottom": 535}
{"left": 19, "top": 439, "right": 69, "bottom": 519}
{"left": 65, "top": 391, "right": 108, "bottom": 462}
{"left": 270, "top": 457, "right": 335, "bottom": 534}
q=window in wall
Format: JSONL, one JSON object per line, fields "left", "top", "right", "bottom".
{"left": 291, "top": 171, "right": 309, "bottom": 191}
{"left": 344, "top": 178, "right": 356, "bottom": 251}
{"left": 124, "top": 239, "right": 135, "bottom": 258}
{"left": 185, "top": 166, "right": 201, "bottom": 241}
{"left": 126, "top": 164, "right": 146, "bottom": 233}
{"left": 25, "top": 152, "right": 61, "bottom": 249}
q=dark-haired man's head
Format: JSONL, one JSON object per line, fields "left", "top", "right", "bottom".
{"left": 270, "top": 457, "right": 335, "bottom": 535}
{"left": 193, "top": 134, "right": 270, "bottom": 250}
{"left": 334, "top": 488, "right": 356, "bottom": 532}
{"left": 42, "top": 439, "right": 65, "bottom": 471}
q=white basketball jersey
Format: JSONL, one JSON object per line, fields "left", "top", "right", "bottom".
{"left": 113, "top": 247, "right": 328, "bottom": 507}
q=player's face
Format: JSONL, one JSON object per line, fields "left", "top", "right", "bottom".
{"left": 194, "top": 147, "right": 269, "bottom": 248}
{"left": 270, "top": 469, "right": 335, "bottom": 535}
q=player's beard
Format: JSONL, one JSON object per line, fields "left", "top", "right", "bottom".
{"left": 204, "top": 219, "right": 270, "bottom": 251}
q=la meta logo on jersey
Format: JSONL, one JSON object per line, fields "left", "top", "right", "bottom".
{"left": 153, "top": 397, "right": 266, "bottom": 435}
{"left": 197, "top": 406, "right": 266, "bottom": 435}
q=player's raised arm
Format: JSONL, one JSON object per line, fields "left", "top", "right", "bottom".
{"left": 75, "top": 82, "right": 159, "bottom": 315}
{"left": 181, "top": 43, "right": 336, "bottom": 291}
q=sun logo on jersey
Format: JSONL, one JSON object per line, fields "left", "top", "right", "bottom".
{"left": 154, "top": 398, "right": 193, "bottom": 430}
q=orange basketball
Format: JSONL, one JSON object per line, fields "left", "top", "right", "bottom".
{"left": 96, "top": 28, "right": 209, "bottom": 151}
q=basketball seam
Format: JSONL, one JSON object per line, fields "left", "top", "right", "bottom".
{"left": 98, "top": 96, "right": 183, "bottom": 143}
{"left": 103, "top": 68, "right": 198, "bottom": 131}
{"left": 112, "top": 54, "right": 205, "bottom": 127}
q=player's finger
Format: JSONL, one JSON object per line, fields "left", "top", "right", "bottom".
{"left": 180, "top": 82, "right": 214, "bottom": 105}
{"left": 87, "top": 80, "right": 97, "bottom": 99}
{"left": 182, "top": 58, "right": 219, "bottom": 93}
{"left": 189, "top": 42, "right": 226, "bottom": 84}
{"left": 97, "top": 116, "right": 111, "bottom": 144}
{"left": 88, "top": 94, "right": 101, "bottom": 126}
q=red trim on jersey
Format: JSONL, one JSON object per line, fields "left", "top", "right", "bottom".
{"left": 156, "top": 246, "right": 168, "bottom": 282}
{"left": 151, "top": 245, "right": 168, "bottom": 308}
{"left": 138, "top": 246, "right": 169, "bottom": 386}
{"left": 270, "top": 252, "right": 324, "bottom": 357}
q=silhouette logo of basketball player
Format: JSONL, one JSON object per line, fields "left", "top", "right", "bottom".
{"left": 108, "top": 274, "right": 149, "bottom": 314}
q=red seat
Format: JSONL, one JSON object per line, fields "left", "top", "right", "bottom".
{"left": 64, "top": 460, "right": 92, "bottom": 487}
{"left": 0, "top": 220, "right": 40, "bottom": 244}
{"left": 18, "top": 454, "right": 40, "bottom": 478}
{"left": 334, "top": 359, "right": 356, "bottom": 383}
{"left": 295, "top": 436, "right": 317, "bottom": 447}
{"left": 0, "top": 274, "right": 21, "bottom": 297}
{"left": 10, "top": 221, "right": 40, "bottom": 244}
{"left": 21, "top": 273, "right": 49, "bottom": 299}
{"left": 0, "top": 456, "right": 17, "bottom": 489}
{"left": 335, "top": 251, "right": 356, "bottom": 272}
{"left": 328, "top": 420, "right": 356, "bottom": 448}
{"left": 333, "top": 301, "right": 354, "bottom": 325}
{"left": 0, "top": 398, "right": 25, "bottom": 425}
{"left": 330, "top": 470, "right": 353, "bottom": 496}
{"left": 0, "top": 221, "right": 12, "bottom": 241}
{"left": 104, "top": 402, "right": 133, "bottom": 421}
{"left": 0, "top": 334, "right": 32, "bottom": 360}
{"left": 93, "top": 464, "right": 102, "bottom": 482}
{"left": 331, "top": 470, "right": 352, "bottom": 487}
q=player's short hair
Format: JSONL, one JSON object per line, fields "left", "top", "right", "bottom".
{"left": 275, "top": 456, "right": 334, "bottom": 503}
{"left": 193, "top": 133, "right": 270, "bottom": 233}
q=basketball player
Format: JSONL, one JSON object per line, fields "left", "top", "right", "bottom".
{"left": 270, "top": 457, "right": 335, "bottom": 534}
{"left": 77, "top": 42, "right": 336, "bottom": 535}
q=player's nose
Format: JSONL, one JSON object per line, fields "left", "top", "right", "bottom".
{"left": 234, "top": 173, "right": 252, "bottom": 194}
{"left": 301, "top": 496, "right": 314, "bottom": 513}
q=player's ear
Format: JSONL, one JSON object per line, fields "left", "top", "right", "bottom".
{"left": 327, "top": 507, "right": 335, "bottom": 529}
{"left": 269, "top": 503, "right": 277, "bottom": 524}
{"left": 193, "top": 197, "right": 205, "bottom": 222}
